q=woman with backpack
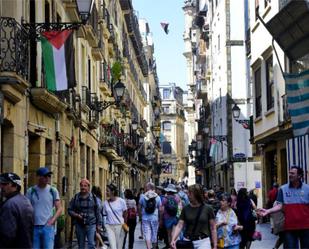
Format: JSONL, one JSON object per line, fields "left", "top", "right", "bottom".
{"left": 161, "top": 184, "right": 182, "bottom": 247}
{"left": 124, "top": 189, "right": 137, "bottom": 249}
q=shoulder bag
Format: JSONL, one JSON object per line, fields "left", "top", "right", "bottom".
{"left": 176, "top": 205, "right": 204, "bottom": 249}
{"left": 217, "top": 209, "right": 231, "bottom": 249}
{"left": 107, "top": 200, "right": 129, "bottom": 233}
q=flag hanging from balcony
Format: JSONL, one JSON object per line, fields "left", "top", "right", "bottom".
{"left": 41, "top": 30, "right": 76, "bottom": 91}
{"left": 285, "top": 69, "right": 309, "bottom": 137}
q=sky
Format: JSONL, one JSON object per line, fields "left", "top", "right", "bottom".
{"left": 132, "top": 0, "right": 187, "bottom": 90}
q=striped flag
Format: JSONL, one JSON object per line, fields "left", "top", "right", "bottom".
{"left": 286, "top": 134, "right": 309, "bottom": 183}
{"left": 285, "top": 70, "right": 309, "bottom": 137}
{"left": 41, "top": 30, "right": 76, "bottom": 91}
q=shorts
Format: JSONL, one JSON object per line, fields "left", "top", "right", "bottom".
{"left": 164, "top": 217, "right": 178, "bottom": 229}
{"left": 142, "top": 220, "right": 159, "bottom": 243}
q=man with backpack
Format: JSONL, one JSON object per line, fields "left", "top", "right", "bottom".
{"left": 139, "top": 182, "right": 161, "bottom": 249}
{"left": 161, "top": 184, "right": 182, "bottom": 248}
{"left": 26, "top": 167, "right": 63, "bottom": 249}
{"left": 68, "top": 179, "right": 102, "bottom": 249}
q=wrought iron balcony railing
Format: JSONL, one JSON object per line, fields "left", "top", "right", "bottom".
{"left": 0, "top": 17, "right": 29, "bottom": 80}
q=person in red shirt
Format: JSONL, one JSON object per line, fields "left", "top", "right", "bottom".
{"left": 267, "top": 183, "right": 279, "bottom": 209}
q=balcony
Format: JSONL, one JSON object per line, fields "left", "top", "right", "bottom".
{"left": 88, "top": 109, "right": 99, "bottom": 129}
{"left": 0, "top": 17, "right": 30, "bottom": 103}
{"left": 92, "top": 30, "right": 104, "bottom": 61}
{"left": 99, "top": 124, "right": 119, "bottom": 159}
{"left": 101, "top": 8, "right": 110, "bottom": 39}
{"left": 124, "top": 11, "right": 148, "bottom": 76}
{"left": 84, "top": 4, "right": 99, "bottom": 47}
{"left": 30, "top": 88, "right": 67, "bottom": 114}
{"left": 56, "top": 89, "right": 81, "bottom": 124}
{"left": 99, "top": 62, "right": 112, "bottom": 94}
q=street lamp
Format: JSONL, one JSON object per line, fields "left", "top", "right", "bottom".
{"left": 22, "top": 0, "right": 95, "bottom": 38}
{"left": 96, "top": 80, "right": 126, "bottom": 112}
{"left": 232, "top": 104, "right": 250, "bottom": 129}
{"left": 132, "top": 121, "right": 138, "bottom": 131}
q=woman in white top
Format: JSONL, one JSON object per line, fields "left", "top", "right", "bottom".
{"left": 103, "top": 183, "right": 127, "bottom": 249}
{"left": 124, "top": 189, "right": 137, "bottom": 249}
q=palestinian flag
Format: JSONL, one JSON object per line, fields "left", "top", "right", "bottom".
{"left": 41, "top": 30, "right": 76, "bottom": 91}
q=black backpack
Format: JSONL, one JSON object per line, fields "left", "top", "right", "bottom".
{"left": 145, "top": 197, "right": 157, "bottom": 214}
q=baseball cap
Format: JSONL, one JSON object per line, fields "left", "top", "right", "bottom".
{"left": 36, "top": 167, "right": 52, "bottom": 176}
{"left": 0, "top": 172, "right": 22, "bottom": 186}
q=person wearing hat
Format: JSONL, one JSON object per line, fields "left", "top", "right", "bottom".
{"left": 26, "top": 167, "right": 63, "bottom": 249}
{"left": 103, "top": 183, "right": 127, "bottom": 249}
{"left": 0, "top": 172, "right": 34, "bottom": 248}
{"left": 161, "top": 183, "right": 182, "bottom": 247}
{"left": 68, "top": 179, "right": 102, "bottom": 249}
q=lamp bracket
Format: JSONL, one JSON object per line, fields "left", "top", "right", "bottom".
{"left": 96, "top": 100, "right": 116, "bottom": 112}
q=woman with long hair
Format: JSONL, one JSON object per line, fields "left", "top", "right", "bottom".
{"left": 124, "top": 189, "right": 137, "bottom": 249}
{"left": 103, "top": 184, "right": 127, "bottom": 249}
{"left": 170, "top": 184, "right": 217, "bottom": 249}
{"left": 236, "top": 188, "right": 256, "bottom": 249}
{"left": 216, "top": 193, "right": 242, "bottom": 249}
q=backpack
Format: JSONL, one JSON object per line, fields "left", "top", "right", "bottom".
{"left": 127, "top": 207, "right": 137, "bottom": 219}
{"left": 165, "top": 196, "right": 178, "bottom": 217}
{"left": 29, "top": 185, "right": 57, "bottom": 206}
{"left": 145, "top": 197, "right": 157, "bottom": 214}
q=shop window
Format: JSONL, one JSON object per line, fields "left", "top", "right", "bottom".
{"left": 266, "top": 56, "right": 274, "bottom": 110}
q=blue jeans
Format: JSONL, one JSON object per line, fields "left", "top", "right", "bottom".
{"left": 284, "top": 229, "right": 309, "bottom": 249}
{"left": 33, "top": 225, "right": 55, "bottom": 249}
{"left": 75, "top": 223, "right": 96, "bottom": 249}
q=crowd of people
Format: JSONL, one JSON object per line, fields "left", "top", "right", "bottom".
{"left": 0, "top": 165, "right": 308, "bottom": 249}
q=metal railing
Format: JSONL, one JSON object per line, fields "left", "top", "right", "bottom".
{"left": 282, "top": 94, "right": 291, "bottom": 121}
{"left": 0, "top": 17, "right": 29, "bottom": 80}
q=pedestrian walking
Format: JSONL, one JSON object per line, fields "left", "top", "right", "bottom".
{"left": 124, "top": 189, "right": 137, "bottom": 249}
{"left": 91, "top": 186, "right": 105, "bottom": 248}
{"left": 0, "top": 172, "right": 34, "bottom": 249}
{"left": 103, "top": 183, "right": 128, "bottom": 249}
{"left": 216, "top": 193, "right": 242, "bottom": 249}
{"left": 206, "top": 189, "right": 221, "bottom": 215}
{"left": 68, "top": 179, "right": 102, "bottom": 249}
{"left": 137, "top": 187, "right": 145, "bottom": 240}
{"left": 162, "top": 183, "right": 182, "bottom": 246}
{"left": 26, "top": 167, "right": 63, "bottom": 249}
{"left": 259, "top": 166, "right": 309, "bottom": 249}
{"left": 230, "top": 188, "right": 237, "bottom": 211}
{"left": 139, "top": 182, "right": 162, "bottom": 249}
{"left": 156, "top": 185, "right": 169, "bottom": 249}
{"left": 236, "top": 188, "right": 256, "bottom": 249}
{"left": 170, "top": 184, "right": 218, "bottom": 249}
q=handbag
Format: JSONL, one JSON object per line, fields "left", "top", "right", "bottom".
{"left": 176, "top": 205, "right": 204, "bottom": 249}
{"left": 107, "top": 201, "right": 129, "bottom": 233}
{"left": 217, "top": 238, "right": 224, "bottom": 248}
{"left": 252, "top": 231, "right": 262, "bottom": 241}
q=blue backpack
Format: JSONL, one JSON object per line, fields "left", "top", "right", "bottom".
{"left": 165, "top": 196, "right": 178, "bottom": 217}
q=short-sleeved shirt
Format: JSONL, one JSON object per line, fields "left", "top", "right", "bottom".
{"left": 103, "top": 198, "right": 127, "bottom": 225}
{"left": 276, "top": 182, "right": 309, "bottom": 230}
{"left": 139, "top": 194, "right": 161, "bottom": 221}
{"left": 180, "top": 204, "right": 215, "bottom": 239}
{"left": 26, "top": 185, "right": 60, "bottom": 226}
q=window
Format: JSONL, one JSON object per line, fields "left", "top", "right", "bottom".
{"left": 162, "top": 106, "right": 169, "bottom": 114}
{"left": 266, "top": 56, "right": 274, "bottom": 110}
{"left": 162, "top": 121, "right": 171, "bottom": 131}
{"left": 163, "top": 88, "right": 170, "bottom": 99}
{"left": 45, "top": 1, "right": 50, "bottom": 23}
{"left": 254, "top": 67, "right": 262, "bottom": 117}
{"left": 162, "top": 141, "right": 172, "bottom": 154}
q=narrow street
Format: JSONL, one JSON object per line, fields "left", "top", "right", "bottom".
{"left": 67, "top": 221, "right": 279, "bottom": 249}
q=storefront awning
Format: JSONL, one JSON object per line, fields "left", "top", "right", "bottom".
{"left": 265, "top": 0, "right": 309, "bottom": 60}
